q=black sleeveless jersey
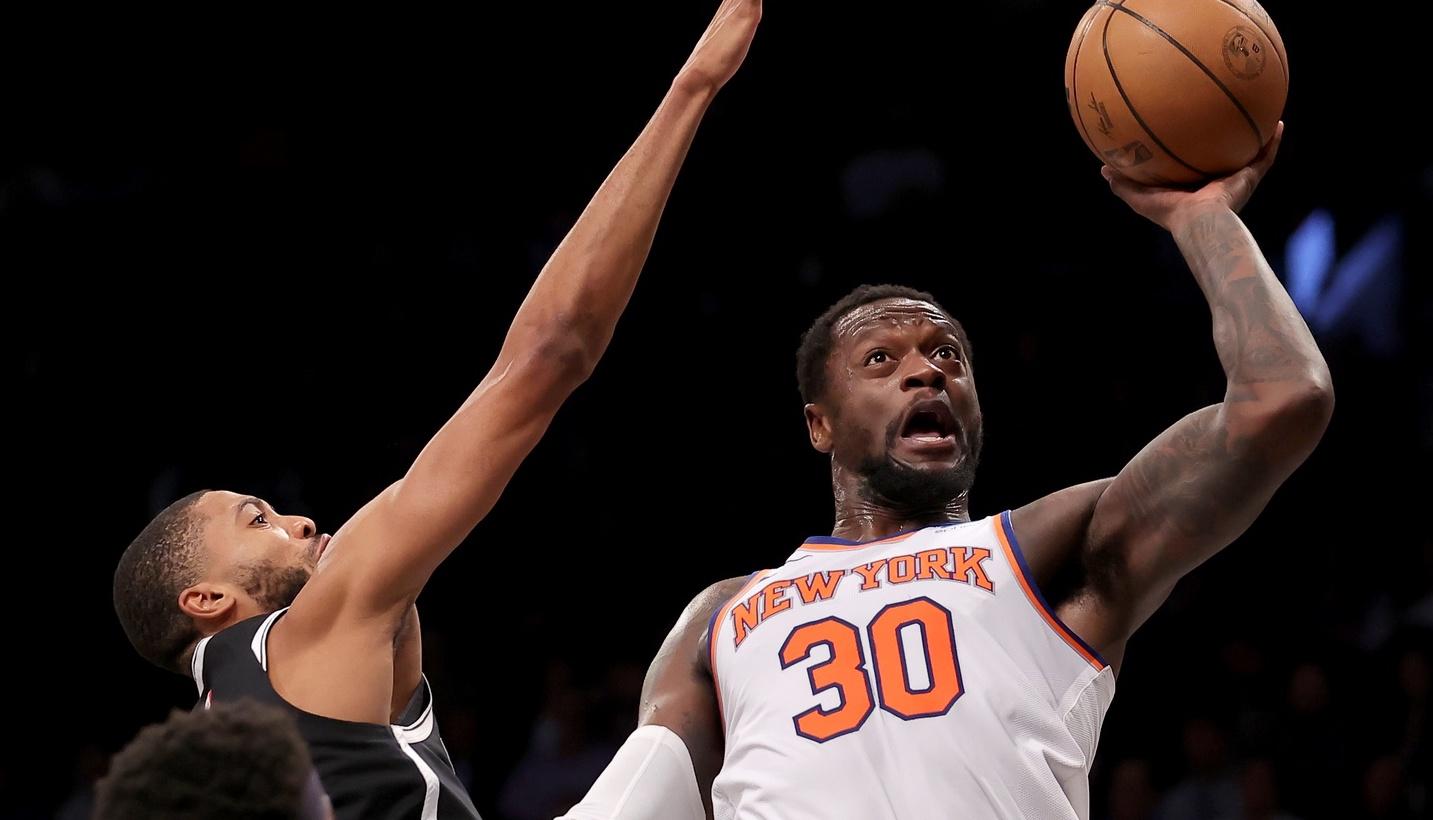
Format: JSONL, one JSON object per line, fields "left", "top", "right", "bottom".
{"left": 190, "top": 608, "right": 481, "bottom": 820}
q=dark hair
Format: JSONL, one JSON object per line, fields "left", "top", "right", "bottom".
{"left": 95, "top": 700, "right": 317, "bottom": 820}
{"left": 796, "top": 284, "right": 971, "bottom": 404}
{"left": 113, "top": 490, "right": 210, "bottom": 673}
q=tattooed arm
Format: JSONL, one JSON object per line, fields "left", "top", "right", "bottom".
{"left": 1013, "top": 124, "right": 1334, "bottom": 670}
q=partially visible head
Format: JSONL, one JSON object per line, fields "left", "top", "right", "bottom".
{"left": 1181, "top": 716, "right": 1230, "bottom": 775}
{"left": 797, "top": 284, "right": 983, "bottom": 510}
{"left": 1239, "top": 758, "right": 1281, "bottom": 816}
{"left": 1106, "top": 758, "right": 1158, "bottom": 820}
{"left": 95, "top": 699, "right": 333, "bottom": 820}
{"left": 114, "top": 490, "right": 327, "bottom": 673}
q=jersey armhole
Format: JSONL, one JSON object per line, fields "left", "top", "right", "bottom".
{"left": 1061, "top": 665, "right": 1116, "bottom": 770}
{"left": 994, "top": 511, "right": 1109, "bottom": 671}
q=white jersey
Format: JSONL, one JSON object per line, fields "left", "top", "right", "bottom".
{"left": 708, "top": 512, "right": 1115, "bottom": 820}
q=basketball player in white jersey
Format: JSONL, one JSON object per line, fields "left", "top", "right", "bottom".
{"left": 563, "top": 123, "right": 1333, "bottom": 819}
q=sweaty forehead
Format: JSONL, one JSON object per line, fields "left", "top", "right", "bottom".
{"left": 832, "top": 298, "right": 954, "bottom": 343}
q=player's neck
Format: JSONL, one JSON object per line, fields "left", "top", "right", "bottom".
{"left": 829, "top": 486, "right": 971, "bottom": 543}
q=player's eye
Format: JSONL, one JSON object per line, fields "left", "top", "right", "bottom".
{"left": 864, "top": 351, "right": 890, "bottom": 366}
{"left": 934, "top": 345, "right": 960, "bottom": 361}
{"left": 251, "top": 513, "right": 268, "bottom": 526}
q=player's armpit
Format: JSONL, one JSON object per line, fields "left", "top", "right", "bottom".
{"left": 1083, "top": 398, "right": 1328, "bottom": 630}
{"left": 1012, "top": 401, "right": 1329, "bottom": 670}
{"left": 1007, "top": 479, "right": 1113, "bottom": 588}
{"left": 1008, "top": 479, "right": 1131, "bottom": 670}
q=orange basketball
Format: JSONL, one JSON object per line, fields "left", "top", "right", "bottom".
{"left": 1064, "top": 0, "right": 1288, "bottom": 186}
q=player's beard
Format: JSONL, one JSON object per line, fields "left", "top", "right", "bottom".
{"left": 856, "top": 414, "right": 983, "bottom": 510}
{"left": 237, "top": 560, "right": 313, "bottom": 612}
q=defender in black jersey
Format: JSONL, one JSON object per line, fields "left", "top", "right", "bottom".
{"left": 110, "top": 4, "right": 763, "bottom": 818}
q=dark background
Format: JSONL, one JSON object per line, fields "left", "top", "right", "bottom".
{"left": 7, "top": 1, "right": 1430, "bottom": 818}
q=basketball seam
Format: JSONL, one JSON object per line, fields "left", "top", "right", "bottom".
{"left": 1211, "top": 0, "right": 1288, "bottom": 87}
{"left": 1099, "top": 0, "right": 1211, "bottom": 178}
{"left": 1069, "top": 6, "right": 1106, "bottom": 158}
{"left": 1107, "top": 0, "right": 1265, "bottom": 148}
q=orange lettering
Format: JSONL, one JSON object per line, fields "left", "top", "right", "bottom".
{"left": 888, "top": 554, "right": 916, "bottom": 584}
{"left": 732, "top": 594, "right": 761, "bottom": 647}
{"left": 794, "top": 570, "right": 845, "bottom": 604}
{"left": 853, "top": 560, "right": 887, "bottom": 590}
{"left": 950, "top": 547, "right": 994, "bottom": 592}
{"left": 916, "top": 548, "right": 952, "bottom": 580}
{"left": 763, "top": 580, "right": 794, "bottom": 618}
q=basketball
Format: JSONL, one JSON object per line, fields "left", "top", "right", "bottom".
{"left": 1064, "top": 0, "right": 1288, "bottom": 186}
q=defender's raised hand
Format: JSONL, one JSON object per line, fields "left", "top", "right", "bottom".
{"left": 676, "top": 0, "right": 762, "bottom": 94}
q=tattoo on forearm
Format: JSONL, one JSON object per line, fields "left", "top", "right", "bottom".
{"left": 1177, "top": 210, "right": 1320, "bottom": 397}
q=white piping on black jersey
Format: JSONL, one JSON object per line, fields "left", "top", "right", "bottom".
{"left": 251, "top": 607, "right": 288, "bottom": 670}
{"left": 190, "top": 634, "right": 214, "bottom": 697}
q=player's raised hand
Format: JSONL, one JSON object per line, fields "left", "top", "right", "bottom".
{"left": 1102, "top": 121, "right": 1284, "bottom": 233}
{"left": 675, "top": 0, "right": 762, "bottom": 94}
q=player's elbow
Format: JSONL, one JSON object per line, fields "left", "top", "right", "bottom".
{"left": 1235, "top": 367, "right": 1335, "bottom": 454}
{"left": 503, "top": 328, "right": 599, "bottom": 392}
{"left": 537, "top": 332, "right": 601, "bottom": 384}
{"left": 1275, "top": 367, "right": 1335, "bottom": 440}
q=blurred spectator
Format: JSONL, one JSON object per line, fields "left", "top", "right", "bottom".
{"left": 1105, "top": 758, "right": 1158, "bottom": 820}
{"left": 441, "top": 705, "right": 483, "bottom": 798}
{"left": 1360, "top": 755, "right": 1415, "bottom": 820}
{"left": 498, "top": 661, "right": 623, "bottom": 820}
{"left": 1276, "top": 661, "right": 1352, "bottom": 816}
{"left": 1156, "top": 718, "right": 1241, "bottom": 820}
{"left": 1215, "top": 758, "right": 1303, "bottom": 820}
{"left": 1220, "top": 639, "right": 1280, "bottom": 755}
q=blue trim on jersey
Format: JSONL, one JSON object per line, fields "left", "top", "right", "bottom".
{"left": 706, "top": 571, "right": 758, "bottom": 665}
{"left": 803, "top": 519, "right": 971, "bottom": 547}
{"left": 999, "top": 510, "right": 1110, "bottom": 668}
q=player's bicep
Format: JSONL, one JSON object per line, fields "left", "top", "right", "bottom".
{"left": 638, "top": 582, "right": 741, "bottom": 801}
{"left": 1086, "top": 403, "right": 1297, "bottom": 626}
{"left": 636, "top": 635, "right": 724, "bottom": 785}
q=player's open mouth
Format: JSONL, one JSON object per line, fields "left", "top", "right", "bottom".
{"left": 897, "top": 399, "right": 959, "bottom": 453}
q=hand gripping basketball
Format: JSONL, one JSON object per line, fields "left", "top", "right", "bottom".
{"left": 1102, "top": 120, "right": 1282, "bottom": 233}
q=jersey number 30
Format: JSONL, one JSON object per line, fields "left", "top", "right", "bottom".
{"left": 778, "top": 596, "right": 962, "bottom": 742}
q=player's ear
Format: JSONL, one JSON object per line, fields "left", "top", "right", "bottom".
{"left": 179, "top": 581, "right": 239, "bottom": 630}
{"left": 805, "top": 403, "right": 834, "bottom": 454}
